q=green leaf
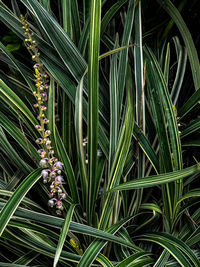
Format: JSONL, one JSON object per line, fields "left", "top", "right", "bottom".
{"left": 75, "top": 72, "right": 88, "bottom": 209}
{"left": 0, "top": 128, "right": 32, "bottom": 173}
{"left": 179, "top": 87, "right": 200, "bottom": 119}
{"left": 111, "top": 165, "right": 200, "bottom": 191}
{"left": 118, "top": 0, "right": 135, "bottom": 119}
{"left": 145, "top": 46, "right": 182, "bottom": 171}
{"left": 20, "top": 0, "right": 87, "bottom": 83}
{"left": 157, "top": 0, "right": 200, "bottom": 91}
{"left": 181, "top": 118, "right": 200, "bottom": 138}
{"left": 132, "top": 123, "right": 159, "bottom": 173}
{"left": 0, "top": 79, "right": 37, "bottom": 127}
{"left": 6, "top": 43, "right": 20, "bottom": 52}
{"left": 171, "top": 37, "right": 187, "bottom": 105}
{"left": 99, "top": 83, "right": 134, "bottom": 229}
{"left": 109, "top": 38, "right": 119, "bottom": 172}
{"left": 54, "top": 128, "right": 79, "bottom": 203}
{"left": 101, "top": 0, "right": 128, "bottom": 35}
{"left": 177, "top": 189, "right": 200, "bottom": 206}
{"left": 0, "top": 202, "right": 140, "bottom": 250}
{"left": 96, "top": 254, "right": 114, "bottom": 267}
{"left": 87, "top": 0, "right": 101, "bottom": 223}
{"left": 53, "top": 204, "right": 76, "bottom": 267}
{"left": 77, "top": 217, "right": 141, "bottom": 266}
{"left": 136, "top": 232, "right": 200, "bottom": 267}
{"left": 0, "top": 111, "right": 39, "bottom": 162}
{"left": 13, "top": 250, "right": 38, "bottom": 265}
{"left": 0, "top": 168, "right": 41, "bottom": 237}
{"left": 133, "top": 0, "right": 145, "bottom": 215}
{"left": 116, "top": 252, "right": 152, "bottom": 267}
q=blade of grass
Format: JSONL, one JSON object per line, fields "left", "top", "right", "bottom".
{"left": 54, "top": 128, "right": 79, "bottom": 203}
{"left": 77, "top": 217, "right": 141, "bottom": 266}
{"left": 0, "top": 168, "right": 42, "bottom": 237}
{"left": 181, "top": 118, "right": 200, "bottom": 138}
{"left": 136, "top": 232, "right": 200, "bottom": 267}
{"left": 157, "top": 0, "right": 200, "bottom": 91}
{"left": 53, "top": 204, "right": 76, "bottom": 267}
{"left": 0, "top": 41, "right": 35, "bottom": 92}
{"left": 0, "top": 203, "right": 141, "bottom": 249}
{"left": 99, "top": 83, "right": 134, "bottom": 229}
{"left": 133, "top": 0, "right": 145, "bottom": 215}
{"left": 87, "top": 0, "right": 101, "bottom": 224}
{"left": 111, "top": 165, "right": 200, "bottom": 191}
{"left": 179, "top": 88, "right": 200, "bottom": 119}
{"left": 0, "top": 111, "right": 39, "bottom": 162}
{"left": 0, "top": 79, "right": 37, "bottom": 127}
{"left": 0, "top": 128, "right": 32, "bottom": 173}
{"left": 118, "top": 0, "right": 135, "bottom": 121}
{"left": 20, "top": 0, "right": 87, "bottom": 83}
{"left": 109, "top": 38, "right": 119, "bottom": 172}
{"left": 171, "top": 37, "right": 187, "bottom": 105}
{"left": 75, "top": 73, "right": 88, "bottom": 209}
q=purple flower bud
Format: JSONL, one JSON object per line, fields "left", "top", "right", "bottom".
{"left": 50, "top": 183, "right": 54, "bottom": 189}
{"left": 35, "top": 125, "right": 42, "bottom": 130}
{"left": 59, "top": 193, "right": 66, "bottom": 200}
{"left": 57, "top": 187, "right": 62, "bottom": 193}
{"left": 40, "top": 159, "right": 48, "bottom": 167}
{"left": 41, "top": 105, "right": 47, "bottom": 110}
{"left": 41, "top": 93, "right": 47, "bottom": 101}
{"left": 41, "top": 169, "right": 49, "bottom": 179}
{"left": 54, "top": 161, "right": 63, "bottom": 170}
{"left": 34, "top": 64, "right": 39, "bottom": 68}
{"left": 43, "top": 118, "right": 49, "bottom": 124}
{"left": 36, "top": 138, "right": 42, "bottom": 144}
{"left": 50, "top": 171, "right": 56, "bottom": 178}
{"left": 45, "top": 130, "right": 51, "bottom": 137}
{"left": 48, "top": 199, "right": 54, "bottom": 208}
{"left": 46, "top": 140, "right": 51, "bottom": 145}
{"left": 56, "top": 201, "right": 63, "bottom": 209}
{"left": 56, "top": 169, "right": 61, "bottom": 174}
{"left": 56, "top": 176, "right": 63, "bottom": 183}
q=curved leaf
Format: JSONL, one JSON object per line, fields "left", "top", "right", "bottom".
{"left": 0, "top": 168, "right": 42, "bottom": 237}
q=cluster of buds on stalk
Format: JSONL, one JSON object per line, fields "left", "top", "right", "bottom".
{"left": 20, "top": 15, "right": 66, "bottom": 215}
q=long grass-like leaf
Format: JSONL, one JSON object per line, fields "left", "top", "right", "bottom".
{"left": 136, "top": 232, "right": 200, "bottom": 266}
{"left": 0, "top": 79, "right": 37, "bottom": 127}
{"left": 54, "top": 128, "right": 79, "bottom": 203}
{"left": 0, "top": 202, "right": 139, "bottom": 250}
{"left": 181, "top": 118, "right": 200, "bottom": 138}
{"left": 111, "top": 165, "right": 199, "bottom": 191}
{"left": 157, "top": 0, "right": 200, "bottom": 91}
{"left": 0, "top": 168, "right": 41, "bottom": 237}
{"left": 0, "top": 111, "right": 39, "bottom": 162}
{"left": 116, "top": 252, "right": 152, "bottom": 267}
{"left": 0, "top": 42, "right": 35, "bottom": 92}
{"left": 0, "top": 128, "right": 32, "bottom": 173}
{"left": 53, "top": 204, "right": 76, "bottom": 267}
{"left": 75, "top": 73, "right": 88, "bottom": 209}
{"left": 77, "top": 217, "right": 141, "bottom": 266}
{"left": 118, "top": 0, "right": 135, "bottom": 119}
{"left": 179, "top": 88, "right": 200, "bottom": 119}
{"left": 99, "top": 84, "right": 134, "bottom": 229}
{"left": 87, "top": 0, "right": 101, "bottom": 224}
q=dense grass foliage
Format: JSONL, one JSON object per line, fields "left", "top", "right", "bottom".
{"left": 0, "top": 0, "right": 200, "bottom": 266}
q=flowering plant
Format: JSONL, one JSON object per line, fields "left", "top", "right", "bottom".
{"left": 21, "top": 15, "right": 66, "bottom": 214}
